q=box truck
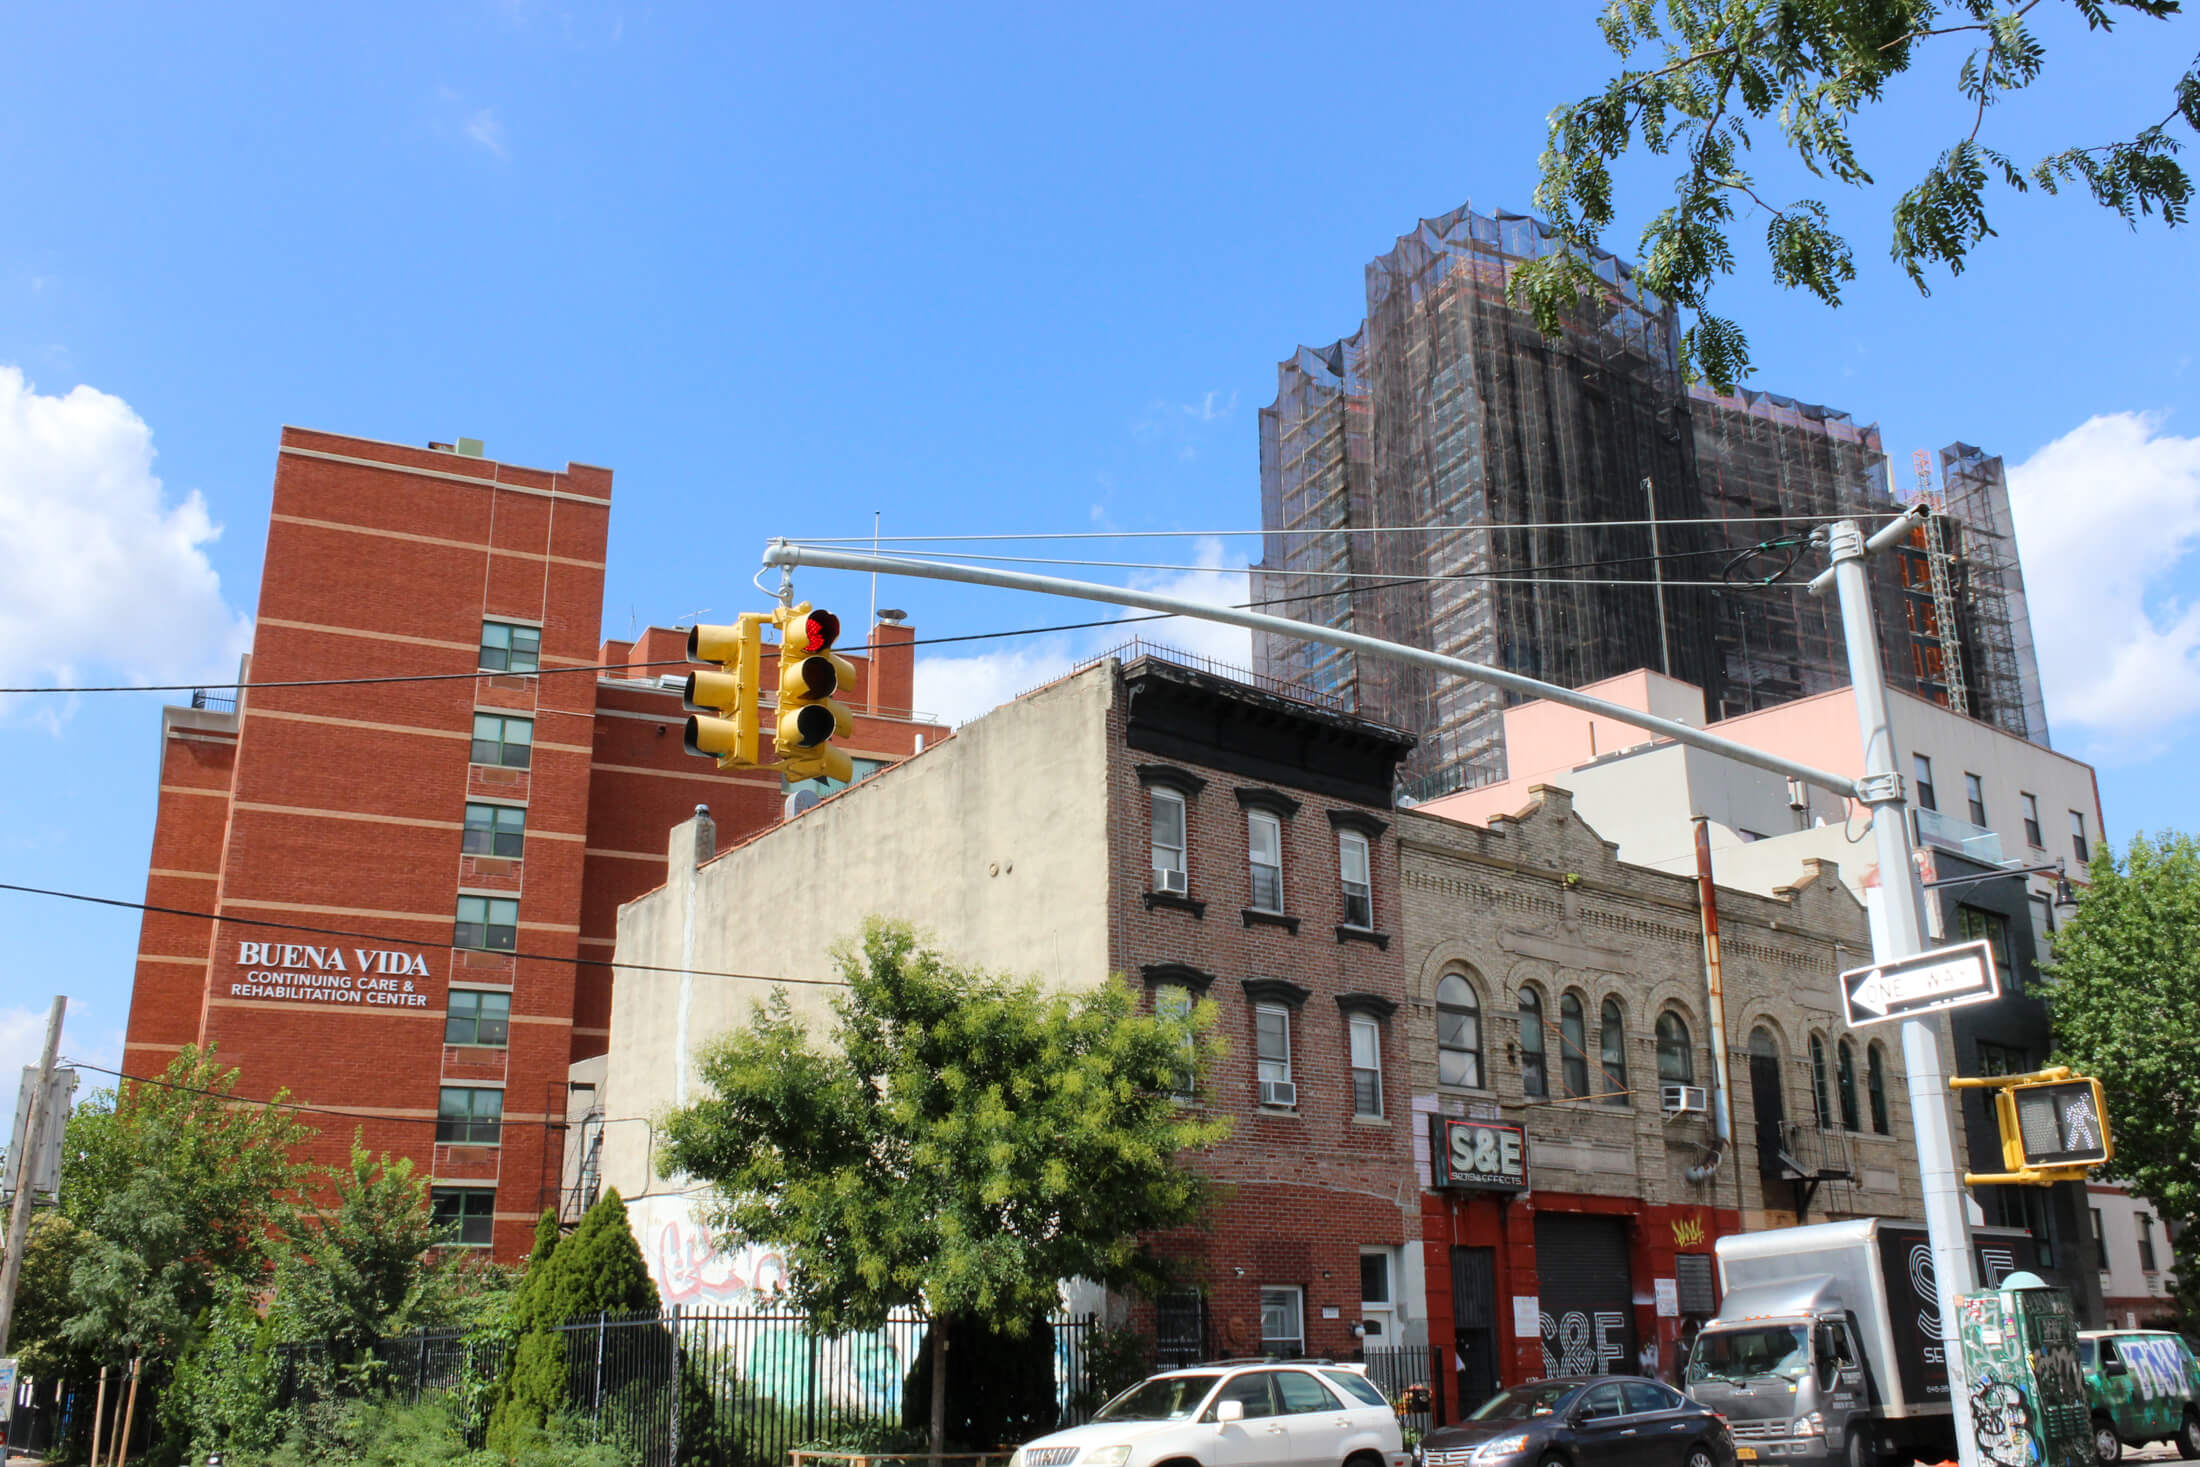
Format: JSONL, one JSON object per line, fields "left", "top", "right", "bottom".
{"left": 1682, "top": 1218, "right": 2038, "bottom": 1467}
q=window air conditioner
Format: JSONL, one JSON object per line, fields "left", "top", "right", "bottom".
{"left": 1259, "top": 1079, "right": 1298, "bottom": 1108}
{"left": 1661, "top": 1083, "right": 1709, "bottom": 1115}
{"left": 1154, "top": 866, "right": 1188, "bottom": 895}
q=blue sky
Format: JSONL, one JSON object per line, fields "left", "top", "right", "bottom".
{"left": 3, "top": 1, "right": 2196, "bottom": 1099}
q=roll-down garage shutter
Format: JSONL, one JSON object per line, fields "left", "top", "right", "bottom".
{"left": 1533, "top": 1213, "right": 1637, "bottom": 1377}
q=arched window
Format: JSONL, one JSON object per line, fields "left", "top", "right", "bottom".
{"left": 1560, "top": 993, "right": 1589, "bottom": 1098}
{"left": 1437, "top": 974, "right": 1482, "bottom": 1089}
{"left": 1517, "top": 988, "right": 1548, "bottom": 1098}
{"left": 1599, "top": 998, "right": 1629, "bottom": 1106}
{"left": 1810, "top": 1034, "right": 1833, "bottom": 1129}
{"left": 1656, "top": 1012, "right": 1694, "bottom": 1084}
{"left": 1867, "top": 1042, "right": 1890, "bottom": 1134}
{"left": 1837, "top": 1039, "right": 1861, "bottom": 1131}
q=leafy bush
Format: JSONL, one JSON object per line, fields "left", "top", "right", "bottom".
{"left": 212, "top": 1395, "right": 633, "bottom": 1467}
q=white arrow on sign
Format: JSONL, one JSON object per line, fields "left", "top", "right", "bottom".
{"left": 1841, "top": 940, "right": 1999, "bottom": 1027}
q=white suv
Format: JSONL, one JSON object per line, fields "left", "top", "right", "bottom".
{"left": 1010, "top": 1361, "right": 1411, "bottom": 1467}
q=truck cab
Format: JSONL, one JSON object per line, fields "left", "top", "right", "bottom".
{"left": 1683, "top": 1276, "right": 1873, "bottom": 1464}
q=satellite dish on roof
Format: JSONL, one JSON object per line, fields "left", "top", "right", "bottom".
{"left": 785, "top": 788, "right": 822, "bottom": 819}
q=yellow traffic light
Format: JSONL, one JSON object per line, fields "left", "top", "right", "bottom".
{"left": 1950, "top": 1065, "right": 2113, "bottom": 1185}
{"left": 682, "top": 613, "right": 767, "bottom": 768}
{"left": 772, "top": 604, "right": 854, "bottom": 785}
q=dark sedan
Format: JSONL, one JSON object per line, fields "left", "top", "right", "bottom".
{"left": 1420, "top": 1376, "right": 1735, "bottom": 1467}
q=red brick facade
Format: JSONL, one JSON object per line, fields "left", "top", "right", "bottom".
{"left": 1101, "top": 657, "right": 1421, "bottom": 1365}
{"left": 121, "top": 428, "right": 943, "bottom": 1258}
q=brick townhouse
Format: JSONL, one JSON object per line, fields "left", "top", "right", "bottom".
{"left": 120, "top": 427, "right": 943, "bottom": 1258}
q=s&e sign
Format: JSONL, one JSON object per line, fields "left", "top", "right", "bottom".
{"left": 1429, "top": 1115, "right": 1529, "bottom": 1192}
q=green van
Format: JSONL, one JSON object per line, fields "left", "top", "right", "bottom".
{"left": 2077, "top": 1328, "right": 2200, "bottom": 1462}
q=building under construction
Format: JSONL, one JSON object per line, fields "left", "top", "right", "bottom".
{"left": 1253, "top": 203, "right": 2048, "bottom": 795}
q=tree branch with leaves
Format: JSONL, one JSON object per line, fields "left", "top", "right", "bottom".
{"left": 1517, "top": 0, "right": 2198, "bottom": 389}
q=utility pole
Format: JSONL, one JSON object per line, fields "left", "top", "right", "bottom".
{"left": 1817, "top": 513, "right": 1983, "bottom": 1467}
{"left": 0, "top": 996, "right": 64, "bottom": 1357}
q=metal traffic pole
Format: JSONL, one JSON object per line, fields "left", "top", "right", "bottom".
{"left": 1817, "top": 512, "right": 1983, "bottom": 1467}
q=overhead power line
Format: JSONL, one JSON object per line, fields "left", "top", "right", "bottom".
{"left": 0, "top": 881, "right": 847, "bottom": 988}
{"left": 0, "top": 537, "right": 1812, "bottom": 698}
{"left": 61, "top": 1056, "right": 658, "bottom": 1137}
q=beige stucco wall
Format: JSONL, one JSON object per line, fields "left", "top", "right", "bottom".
{"left": 595, "top": 668, "right": 1117, "bottom": 1199}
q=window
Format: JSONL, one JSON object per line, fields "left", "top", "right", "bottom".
{"left": 478, "top": 621, "right": 541, "bottom": 674}
{"left": 1598, "top": 998, "right": 1629, "bottom": 1106}
{"left": 2092, "top": 1208, "right": 2109, "bottom": 1271}
{"left": 1560, "top": 993, "right": 1589, "bottom": 1098}
{"left": 2022, "top": 792, "right": 2043, "bottom": 849}
{"left": 2139, "top": 1215, "right": 2158, "bottom": 1272}
{"left": 1212, "top": 1372, "right": 1280, "bottom": 1419}
{"left": 1976, "top": 1040, "right": 2031, "bottom": 1077}
{"left": 431, "top": 1187, "right": 496, "bottom": 1247}
{"left": 1965, "top": 773, "right": 1987, "bottom": 828}
{"left": 1259, "top": 1287, "right": 1305, "bottom": 1357}
{"left": 1810, "top": 1035, "right": 1833, "bottom": 1128}
{"left": 1836, "top": 1039, "right": 1861, "bottom": 1131}
{"left": 1578, "top": 1382, "right": 1627, "bottom": 1419}
{"left": 1155, "top": 985, "right": 1196, "bottom": 1100}
{"left": 1867, "top": 1043, "right": 1890, "bottom": 1134}
{"left": 1247, "top": 811, "right": 1283, "bottom": 913}
{"left": 1274, "top": 1371, "right": 1334, "bottom": 1414}
{"left": 1256, "top": 1004, "right": 1292, "bottom": 1102}
{"left": 455, "top": 894, "right": 520, "bottom": 952}
{"left": 1913, "top": 754, "right": 1937, "bottom": 811}
{"left": 2071, "top": 809, "right": 2090, "bottom": 865}
{"left": 1339, "top": 830, "right": 1373, "bottom": 928}
{"left": 1956, "top": 907, "right": 2015, "bottom": 991}
{"left": 1359, "top": 1250, "right": 1394, "bottom": 1343}
{"left": 1348, "top": 1014, "right": 1382, "bottom": 1117}
{"left": 1656, "top": 1011, "right": 1693, "bottom": 1084}
{"left": 462, "top": 802, "right": 526, "bottom": 858}
{"left": 1150, "top": 789, "right": 1187, "bottom": 893}
{"left": 1437, "top": 974, "right": 1482, "bottom": 1088}
{"left": 470, "top": 713, "right": 533, "bottom": 769}
{"left": 1517, "top": 989, "right": 1548, "bottom": 1098}
{"left": 436, "top": 1086, "right": 503, "bottom": 1145}
{"left": 445, "top": 989, "right": 511, "bottom": 1047}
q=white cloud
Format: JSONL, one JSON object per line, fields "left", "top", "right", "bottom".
{"left": 910, "top": 539, "right": 1257, "bottom": 729}
{"left": 1119, "top": 537, "right": 1254, "bottom": 669}
{"left": 0, "top": 368, "right": 252, "bottom": 723}
{"left": 2006, "top": 412, "right": 2200, "bottom": 759}
{"left": 914, "top": 638, "right": 1083, "bottom": 729}
{"left": 465, "top": 108, "right": 509, "bottom": 160}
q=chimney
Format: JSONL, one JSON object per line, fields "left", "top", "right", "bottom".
{"left": 669, "top": 804, "right": 715, "bottom": 871}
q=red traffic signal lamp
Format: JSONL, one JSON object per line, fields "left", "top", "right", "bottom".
{"left": 682, "top": 613, "right": 767, "bottom": 768}
{"left": 773, "top": 604, "right": 854, "bottom": 784}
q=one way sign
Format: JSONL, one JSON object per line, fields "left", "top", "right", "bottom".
{"left": 1840, "top": 940, "right": 2000, "bottom": 1028}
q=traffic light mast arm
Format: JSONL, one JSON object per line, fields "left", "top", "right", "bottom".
{"left": 1948, "top": 1065, "right": 2074, "bottom": 1091}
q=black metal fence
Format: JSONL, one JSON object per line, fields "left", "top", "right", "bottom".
{"left": 279, "top": 1308, "right": 1105, "bottom": 1466}
{"left": 1361, "top": 1344, "right": 1436, "bottom": 1435}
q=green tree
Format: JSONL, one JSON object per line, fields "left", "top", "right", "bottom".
{"left": 60, "top": 1045, "right": 315, "bottom": 1367}
{"left": 273, "top": 1132, "right": 457, "bottom": 1364}
{"left": 3, "top": 1210, "right": 94, "bottom": 1382}
{"left": 661, "top": 919, "right": 1228, "bottom": 1452}
{"left": 1518, "top": 0, "right": 2198, "bottom": 388}
{"left": 2044, "top": 832, "right": 2200, "bottom": 1235}
{"left": 487, "top": 1192, "right": 659, "bottom": 1454}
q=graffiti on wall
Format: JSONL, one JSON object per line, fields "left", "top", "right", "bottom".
{"left": 1540, "top": 1310, "right": 1628, "bottom": 1377}
{"left": 1969, "top": 1373, "right": 2037, "bottom": 1467}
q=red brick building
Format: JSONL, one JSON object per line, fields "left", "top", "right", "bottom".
{"left": 122, "top": 428, "right": 943, "bottom": 1258}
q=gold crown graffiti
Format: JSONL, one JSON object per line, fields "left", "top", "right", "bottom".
{"left": 1672, "top": 1215, "right": 1706, "bottom": 1248}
